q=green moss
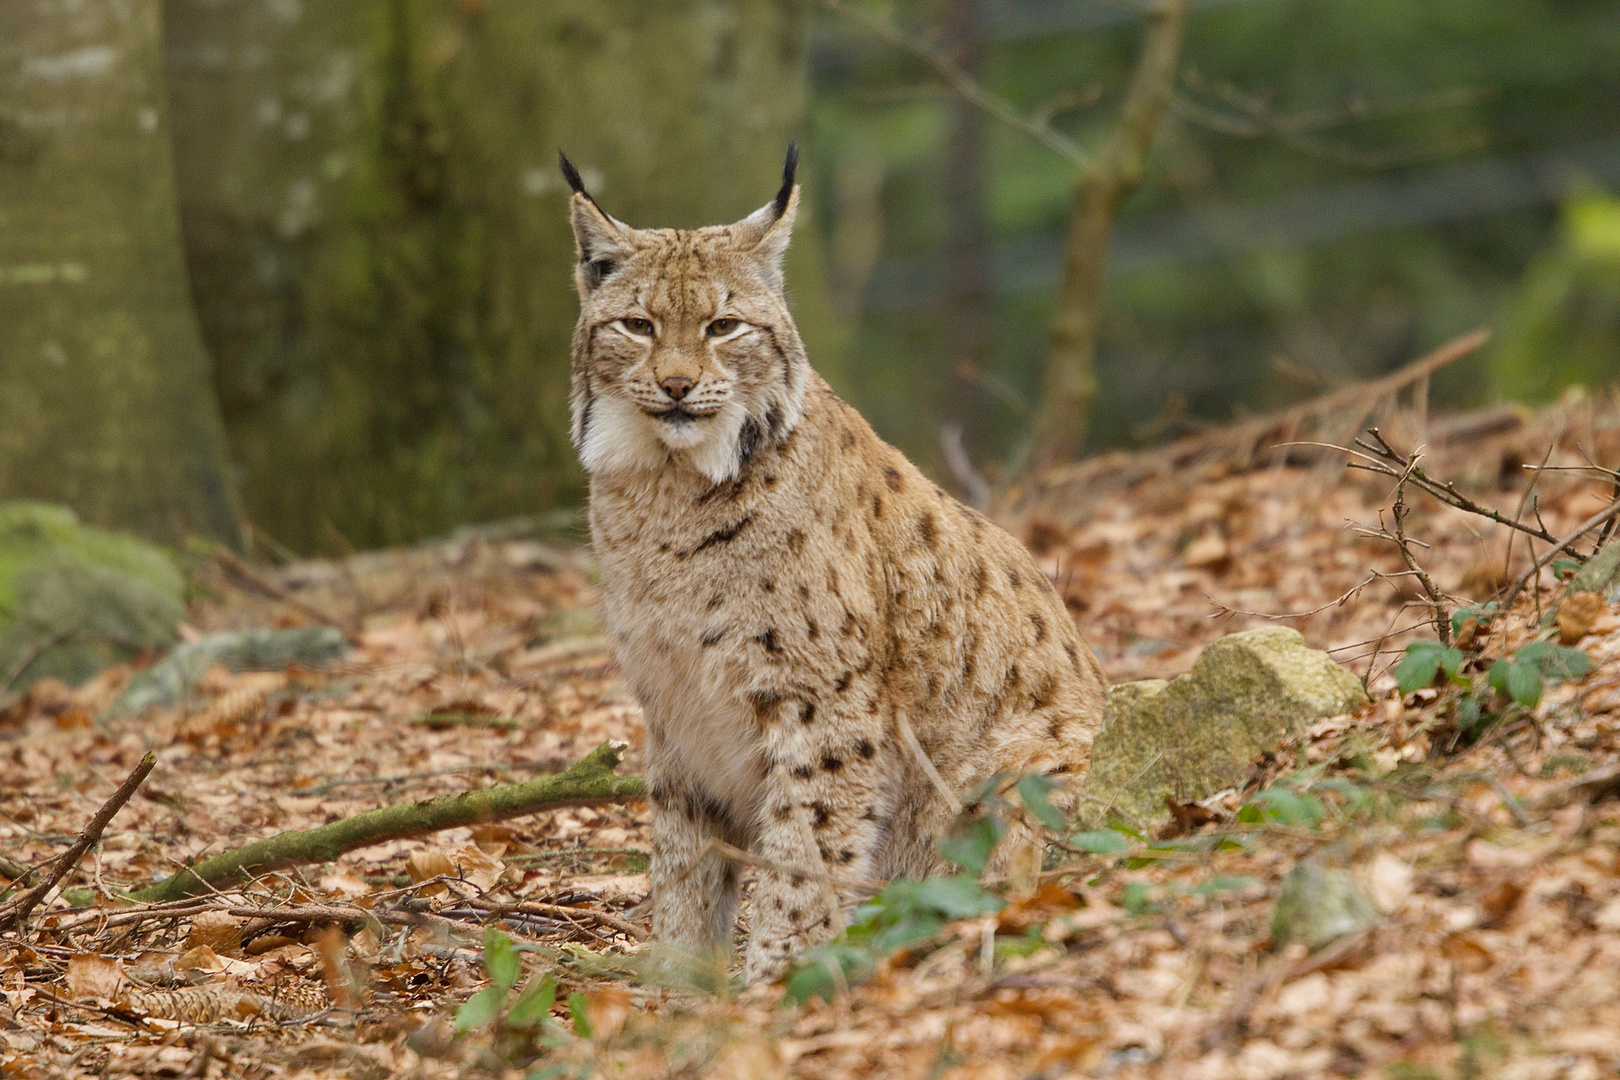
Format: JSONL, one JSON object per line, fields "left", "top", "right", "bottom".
{"left": 1079, "top": 628, "right": 1366, "bottom": 831}
{"left": 0, "top": 503, "right": 184, "bottom": 692}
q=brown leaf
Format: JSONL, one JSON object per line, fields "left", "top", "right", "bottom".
{"left": 1558, "top": 590, "right": 1606, "bottom": 645}
{"left": 1479, "top": 879, "right": 1524, "bottom": 926}
{"left": 65, "top": 953, "right": 124, "bottom": 1001}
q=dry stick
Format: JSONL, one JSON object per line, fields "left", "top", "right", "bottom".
{"left": 1389, "top": 468, "right": 1451, "bottom": 644}
{"left": 129, "top": 741, "right": 644, "bottom": 904}
{"left": 1206, "top": 571, "right": 1379, "bottom": 621}
{"left": 212, "top": 550, "right": 358, "bottom": 639}
{"left": 1499, "top": 494, "right": 1620, "bottom": 617}
{"left": 1346, "top": 427, "right": 1569, "bottom": 553}
{"left": 896, "top": 711, "right": 962, "bottom": 816}
{"left": 461, "top": 898, "right": 647, "bottom": 942}
{"left": 0, "top": 752, "right": 156, "bottom": 933}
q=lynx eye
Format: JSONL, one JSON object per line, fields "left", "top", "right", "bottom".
{"left": 621, "top": 317, "right": 655, "bottom": 336}
{"left": 706, "top": 318, "right": 740, "bottom": 337}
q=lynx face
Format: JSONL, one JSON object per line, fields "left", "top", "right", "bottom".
{"left": 566, "top": 153, "right": 809, "bottom": 486}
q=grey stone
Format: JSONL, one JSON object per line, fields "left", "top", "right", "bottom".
{"left": 0, "top": 503, "right": 184, "bottom": 694}
{"left": 1271, "top": 863, "right": 1381, "bottom": 950}
{"left": 1078, "top": 627, "right": 1365, "bottom": 830}
{"left": 103, "top": 625, "right": 348, "bottom": 720}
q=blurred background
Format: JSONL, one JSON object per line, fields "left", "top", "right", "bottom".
{"left": 2, "top": 0, "right": 1618, "bottom": 554}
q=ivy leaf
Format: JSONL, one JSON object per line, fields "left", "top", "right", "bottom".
{"left": 482, "top": 928, "right": 520, "bottom": 991}
{"left": 454, "top": 985, "right": 504, "bottom": 1033}
{"left": 1016, "top": 774, "right": 1068, "bottom": 832}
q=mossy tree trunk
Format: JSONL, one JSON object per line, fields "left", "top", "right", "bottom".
{"left": 164, "top": 0, "right": 841, "bottom": 553}
{"left": 0, "top": 0, "right": 240, "bottom": 546}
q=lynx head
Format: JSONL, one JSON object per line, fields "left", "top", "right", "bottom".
{"left": 563, "top": 144, "right": 810, "bottom": 485}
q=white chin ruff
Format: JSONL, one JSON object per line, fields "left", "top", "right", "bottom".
{"left": 580, "top": 395, "right": 750, "bottom": 485}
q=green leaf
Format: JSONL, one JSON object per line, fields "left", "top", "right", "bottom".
{"left": 1068, "top": 829, "right": 1130, "bottom": 855}
{"left": 909, "top": 875, "right": 1005, "bottom": 920}
{"left": 1437, "top": 647, "right": 1465, "bottom": 682}
{"left": 1552, "top": 557, "right": 1582, "bottom": 578}
{"left": 483, "top": 928, "right": 521, "bottom": 991}
{"left": 568, "top": 992, "right": 593, "bottom": 1039}
{"left": 1121, "top": 882, "right": 1155, "bottom": 914}
{"left": 1396, "top": 644, "right": 1443, "bottom": 694}
{"left": 1016, "top": 774, "right": 1068, "bottom": 832}
{"left": 782, "top": 943, "right": 876, "bottom": 1006}
{"left": 454, "top": 985, "right": 504, "bottom": 1033}
{"left": 506, "top": 974, "right": 557, "bottom": 1029}
{"left": 1505, "top": 659, "right": 1544, "bottom": 707}
{"left": 939, "top": 814, "right": 1004, "bottom": 877}
{"left": 1457, "top": 694, "right": 1483, "bottom": 731}
{"left": 1245, "top": 787, "right": 1326, "bottom": 828}
{"left": 1192, "top": 874, "right": 1261, "bottom": 897}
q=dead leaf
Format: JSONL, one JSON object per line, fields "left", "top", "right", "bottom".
{"left": 1479, "top": 880, "right": 1525, "bottom": 926}
{"left": 1361, "top": 853, "right": 1413, "bottom": 914}
{"left": 1558, "top": 590, "right": 1606, "bottom": 645}
{"left": 184, "top": 911, "right": 244, "bottom": 954}
{"left": 65, "top": 953, "right": 124, "bottom": 1001}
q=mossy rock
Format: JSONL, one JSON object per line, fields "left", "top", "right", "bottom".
{"left": 1079, "top": 627, "right": 1366, "bottom": 830}
{"left": 0, "top": 502, "right": 184, "bottom": 692}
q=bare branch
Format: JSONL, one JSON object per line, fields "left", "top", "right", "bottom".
{"left": 0, "top": 752, "right": 155, "bottom": 933}
{"left": 818, "top": 0, "right": 1089, "bottom": 169}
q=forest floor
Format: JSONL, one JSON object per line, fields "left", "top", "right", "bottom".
{"left": 5, "top": 384, "right": 1620, "bottom": 1079}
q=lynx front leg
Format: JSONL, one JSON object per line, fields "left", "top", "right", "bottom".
{"left": 744, "top": 698, "right": 889, "bottom": 984}
{"left": 648, "top": 784, "right": 743, "bottom": 958}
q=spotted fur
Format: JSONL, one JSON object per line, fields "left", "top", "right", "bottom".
{"left": 564, "top": 149, "right": 1107, "bottom": 984}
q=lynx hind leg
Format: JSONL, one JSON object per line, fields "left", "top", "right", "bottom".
{"left": 648, "top": 792, "right": 744, "bottom": 959}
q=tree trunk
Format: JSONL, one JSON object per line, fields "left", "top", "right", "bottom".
{"left": 0, "top": 0, "right": 240, "bottom": 546}
{"left": 1027, "top": 0, "right": 1190, "bottom": 473}
{"left": 164, "top": 0, "right": 842, "bottom": 552}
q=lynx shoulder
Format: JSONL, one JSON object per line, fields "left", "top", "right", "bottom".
{"left": 562, "top": 146, "right": 1106, "bottom": 983}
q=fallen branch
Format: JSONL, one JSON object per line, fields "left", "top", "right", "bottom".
{"left": 130, "top": 741, "right": 645, "bottom": 904}
{"left": 0, "top": 752, "right": 155, "bottom": 933}
{"left": 459, "top": 897, "right": 647, "bottom": 941}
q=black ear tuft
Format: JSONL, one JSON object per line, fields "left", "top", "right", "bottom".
{"left": 559, "top": 150, "right": 587, "bottom": 196}
{"left": 773, "top": 140, "right": 799, "bottom": 220}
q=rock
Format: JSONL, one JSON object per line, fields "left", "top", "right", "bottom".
{"left": 1271, "top": 863, "right": 1381, "bottom": 950}
{"left": 0, "top": 503, "right": 184, "bottom": 693}
{"left": 1078, "top": 627, "right": 1365, "bottom": 830}
{"left": 103, "top": 625, "right": 349, "bottom": 720}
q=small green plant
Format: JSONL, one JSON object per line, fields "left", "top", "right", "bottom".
{"left": 1487, "top": 640, "right": 1594, "bottom": 709}
{"left": 455, "top": 929, "right": 568, "bottom": 1047}
{"left": 783, "top": 875, "right": 1005, "bottom": 1004}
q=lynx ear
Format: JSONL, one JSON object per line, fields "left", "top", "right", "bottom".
{"left": 736, "top": 141, "right": 799, "bottom": 292}
{"left": 560, "top": 152, "right": 632, "bottom": 296}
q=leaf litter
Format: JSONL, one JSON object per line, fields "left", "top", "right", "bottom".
{"left": 3, "top": 391, "right": 1620, "bottom": 1077}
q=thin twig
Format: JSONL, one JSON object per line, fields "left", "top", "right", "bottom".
{"left": 461, "top": 898, "right": 646, "bottom": 941}
{"left": 818, "top": 0, "right": 1090, "bottom": 169}
{"left": 1500, "top": 495, "right": 1620, "bottom": 615}
{"left": 0, "top": 752, "right": 155, "bottom": 933}
{"left": 1206, "top": 572, "right": 1378, "bottom": 621}
{"left": 1387, "top": 466, "right": 1451, "bottom": 644}
{"left": 896, "top": 711, "right": 962, "bottom": 816}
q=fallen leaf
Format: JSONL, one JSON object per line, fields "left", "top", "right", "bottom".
{"left": 65, "top": 953, "right": 124, "bottom": 1001}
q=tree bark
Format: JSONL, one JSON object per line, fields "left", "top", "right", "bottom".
{"left": 130, "top": 741, "right": 644, "bottom": 903}
{"left": 0, "top": 0, "right": 240, "bottom": 546}
{"left": 1028, "top": 0, "right": 1190, "bottom": 473}
{"left": 164, "top": 0, "right": 843, "bottom": 552}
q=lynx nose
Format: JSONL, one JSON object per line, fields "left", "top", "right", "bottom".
{"left": 660, "top": 376, "right": 695, "bottom": 401}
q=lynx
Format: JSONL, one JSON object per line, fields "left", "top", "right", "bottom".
{"left": 562, "top": 146, "right": 1107, "bottom": 983}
